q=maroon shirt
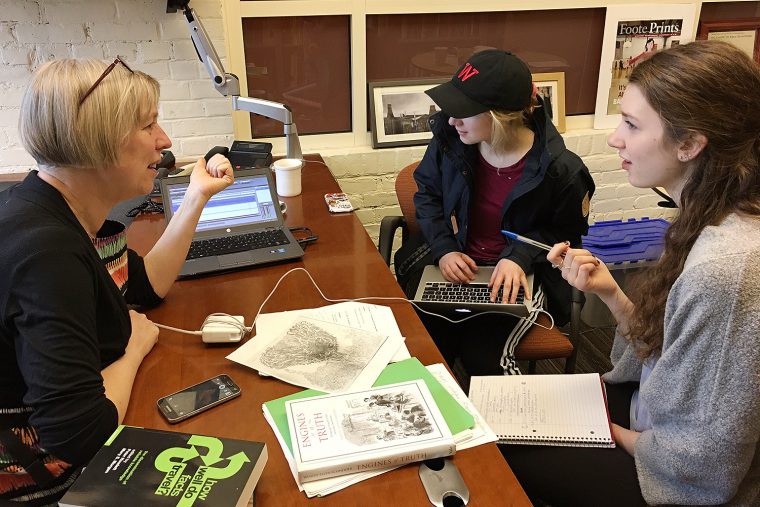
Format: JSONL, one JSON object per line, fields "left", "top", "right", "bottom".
{"left": 464, "top": 152, "right": 526, "bottom": 262}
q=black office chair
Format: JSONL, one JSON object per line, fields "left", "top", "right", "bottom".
{"left": 378, "top": 161, "right": 584, "bottom": 374}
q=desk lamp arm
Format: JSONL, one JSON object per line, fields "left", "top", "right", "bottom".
{"left": 173, "top": 2, "right": 303, "bottom": 160}
{"left": 233, "top": 97, "right": 302, "bottom": 161}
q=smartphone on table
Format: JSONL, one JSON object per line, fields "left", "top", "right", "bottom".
{"left": 157, "top": 374, "right": 241, "bottom": 423}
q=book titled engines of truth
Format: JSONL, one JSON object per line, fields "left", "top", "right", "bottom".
{"left": 59, "top": 425, "right": 267, "bottom": 507}
{"left": 285, "top": 379, "right": 455, "bottom": 482}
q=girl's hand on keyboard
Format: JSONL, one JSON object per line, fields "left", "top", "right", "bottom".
{"left": 489, "top": 259, "right": 530, "bottom": 304}
{"left": 439, "top": 252, "right": 478, "bottom": 283}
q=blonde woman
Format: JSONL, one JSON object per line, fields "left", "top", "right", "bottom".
{"left": 0, "top": 58, "right": 232, "bottom": 504}
{"left": 405, "top": 49, "right": 594, "bottom": 376}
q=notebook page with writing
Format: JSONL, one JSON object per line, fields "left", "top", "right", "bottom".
{"left": 468, "top": 373, "right": 615, "bottom": 448}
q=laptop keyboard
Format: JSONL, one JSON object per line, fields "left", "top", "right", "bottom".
{"left": 420, "top": 282, "right": 525, "bottom": 304}
{"left": 186, "top": 229, "right": 290, "bottom": 260}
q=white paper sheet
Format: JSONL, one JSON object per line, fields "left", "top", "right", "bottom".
{"left": 260, "top": 302, "right": 411, "bottom": 362}
{"left": 227, "top": 303, "right": 410, "bottom": 375}
{"left": 425, "top": 363, "right": 497, "bottom": 450}
{"left": 229, "top": 316, "right": 404, "bottom": 393}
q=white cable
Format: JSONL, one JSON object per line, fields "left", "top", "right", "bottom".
{"left": 202, "top": 313, "right": 249, "bottom": 336}
{"left": 154, "top": 314, "right": 248, "bottom": 337}
{"left": 249, "top": 267, "right": 556, "bottom": 330}
{"left": 154, "top": 266, "right": 556, "bottom": 336}
{"left": 154, "top": 323, "right": 202, "bottom": 335}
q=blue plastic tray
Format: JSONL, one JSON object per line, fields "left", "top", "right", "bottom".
{"left": 582, "top": 218, "right": 669, "bottom": 264}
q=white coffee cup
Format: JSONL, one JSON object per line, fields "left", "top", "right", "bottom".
{"left": 272, "top": 158, "right": 303, "bottom": 197}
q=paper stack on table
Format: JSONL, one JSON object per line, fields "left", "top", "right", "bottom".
{"left": 286, "top": 379, "right": 456, "bottom": 483}
{"left": 229, "top": 315, "right": 403, "bottom": 392}
{"left": 227, "top": 302, "right": 411, "bottom": 385}
{"left": 262, "top": 358, "right": 496, "bottom": 497}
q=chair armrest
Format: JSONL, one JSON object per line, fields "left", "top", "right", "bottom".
{"left": 379, "top": 216, "right": 406, "bottom": 266}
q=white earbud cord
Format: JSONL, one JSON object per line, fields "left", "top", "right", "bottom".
{"left": 154, "top": 266, "right": 555, "bottom": 337}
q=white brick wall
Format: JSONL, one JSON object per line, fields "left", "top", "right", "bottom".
{"left": 0, "top": 0, "right": 232, "bottom": 173}
{"left": 0, "top": 0, "right": 676, "bottom": 250}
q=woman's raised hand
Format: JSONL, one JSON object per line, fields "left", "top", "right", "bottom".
{"left": 548, "top": 243, "right": 619, "bottom": 299}
{"left": 189, "top": 154, "right": 234, "bottom": 199}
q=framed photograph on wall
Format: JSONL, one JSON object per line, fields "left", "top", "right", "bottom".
{"left": 532, "top": 72, "right": 566, "bottom": 133}
{"left": 593, "top": 3, "right": 698, "bottom": 129}
{"left": 698, "top": 19, "right": 760, "bottom": 64}
{"left": 368, "top": 78, "right": 446, "bottom": 149}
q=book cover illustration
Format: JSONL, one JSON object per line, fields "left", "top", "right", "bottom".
{"left": 286, "top": 380, "right": 455, "bottom": 482}
{"left": 59, "top": 425, "right": 267, "bottom": 507}
{"left": 246, "top": 317, "right": 403, "bottom": 393}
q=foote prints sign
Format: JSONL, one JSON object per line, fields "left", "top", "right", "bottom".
{"left": 607, "top": 19, "right": 684, "bottom": 114}
{"left": 59, "top": 426, "right": 267, "bottom": 507}
{"left": 593, "top": 4, "right": 697, "bottom": 129}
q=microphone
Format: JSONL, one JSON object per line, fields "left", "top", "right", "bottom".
{"left": 204, "top": 145, "right": 229, "bottom": 162}
{"left": 155, "top": 150, "right": 175, "bottom": 178}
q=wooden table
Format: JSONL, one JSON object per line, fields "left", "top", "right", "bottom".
{"left": 124, "top": 156, "right": 530, "bottom": 506}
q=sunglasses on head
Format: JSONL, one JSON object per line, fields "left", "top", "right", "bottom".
{"left": 78, "top": 56, "right": 134, "bottom": 106}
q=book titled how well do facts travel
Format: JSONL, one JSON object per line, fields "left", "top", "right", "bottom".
{"left": 469, "top": 373, "right": 616, "bottom": 448}
{"left": 286, "top": 379, "right": 456, "bottom": 483}
{"left": 59, "top": 425, "right": 267, "bottom": 507}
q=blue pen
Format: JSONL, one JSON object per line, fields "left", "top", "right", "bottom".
{"left": 501, "top": 230, "right": 587, "bottom": 265}
{"left": 500, "top": 230, "right": 553, "bottom": 252}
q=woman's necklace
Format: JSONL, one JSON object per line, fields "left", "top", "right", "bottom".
{"left": 479, "top": 130, "right": 533, "bottom": 177}
{"left": 481, "top": 150, "right": 518, "bottom": 178}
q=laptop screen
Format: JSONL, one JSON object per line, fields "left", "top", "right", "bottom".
{"left": 164, "top": 173, "right": 279, "bottom": 232}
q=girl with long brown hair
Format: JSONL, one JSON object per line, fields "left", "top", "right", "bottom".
{"left": 503, "top": 40, "right": 760, "bottom": 506}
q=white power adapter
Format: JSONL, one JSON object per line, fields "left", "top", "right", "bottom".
{"left": 201, "top": 315, "right": 246, "bottom": 343}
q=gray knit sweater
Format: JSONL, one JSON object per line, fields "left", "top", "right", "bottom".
{"left": 605, "top": 214, "right": 760, "bottom": 506}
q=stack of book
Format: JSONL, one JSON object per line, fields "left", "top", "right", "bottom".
{"left": 263, "top": 357, "right": 496, "bottom": 497}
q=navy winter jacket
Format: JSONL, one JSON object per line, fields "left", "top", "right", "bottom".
{"left": 412, "top": 106, "right": 595, "bottom": 324}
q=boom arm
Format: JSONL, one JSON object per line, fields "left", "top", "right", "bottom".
{"left": 172, "top": 2, "right": 302, "bottom": 160}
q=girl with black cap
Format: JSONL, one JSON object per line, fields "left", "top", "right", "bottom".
{"left": 405, "top": 49, "right": 594, "bottom": 376}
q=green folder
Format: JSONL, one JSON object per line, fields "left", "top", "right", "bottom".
{"left": 263, "top": 357, "right": 474, "bottom": 452}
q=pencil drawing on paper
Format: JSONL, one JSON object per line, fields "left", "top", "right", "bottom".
{"left": 259, "top": 319, "right": 385, "bottom": 392}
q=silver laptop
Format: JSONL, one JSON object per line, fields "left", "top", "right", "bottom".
{"left": 161, "top": 167, "right": 304, "bottom": 278}
{"left": 412, "top": 265, "right": 535, "bottom": 318}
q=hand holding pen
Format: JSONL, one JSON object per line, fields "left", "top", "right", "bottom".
{"left": 500, "top": 230, "right": 576, "bottom": 267}
{"left": 501, "top": 230, "right": 617, "bottom": 298}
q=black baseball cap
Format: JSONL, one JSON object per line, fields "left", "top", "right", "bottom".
{"left": 425, "top": 49, "right": 532, "bottom": 118}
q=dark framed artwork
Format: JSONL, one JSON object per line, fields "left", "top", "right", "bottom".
{"left": 368, "top": 78, "right": 446, "bottom": 149}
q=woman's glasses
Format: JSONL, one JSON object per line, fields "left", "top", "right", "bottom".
{"left": 78, "top": 56, "right": 134, "bottom": 106}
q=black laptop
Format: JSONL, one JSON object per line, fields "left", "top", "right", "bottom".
{"left": 160, "top": 167, "right": 304, "bottom": 278}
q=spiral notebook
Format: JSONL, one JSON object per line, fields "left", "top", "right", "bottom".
{"left": 468, "top": 373, "right": 615, "bottom": 448}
